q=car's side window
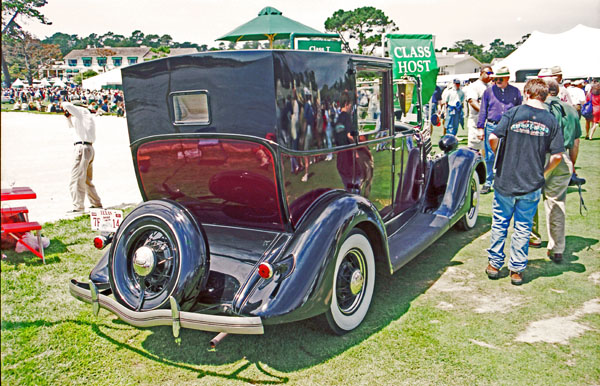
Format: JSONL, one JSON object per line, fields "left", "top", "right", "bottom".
{"left": 171, "top": 91, "right": 210, "bottom": 125}
{"left": 356, "top": 69, "right": 388, "bottom": 141}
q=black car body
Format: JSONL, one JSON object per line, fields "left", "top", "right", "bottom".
{"left": 70, "top": 50, "right": 485, "bottom": 338}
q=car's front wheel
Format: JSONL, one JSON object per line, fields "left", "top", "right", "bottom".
{"left": 326, "top": 229, "right": 375, "bottom": 335}
{"left": 458, "top": 172, "right": 480, "bottom": 230}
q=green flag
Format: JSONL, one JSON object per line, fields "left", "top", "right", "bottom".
{"left": 388, "top": 34, "right": 439, "bottom": 105}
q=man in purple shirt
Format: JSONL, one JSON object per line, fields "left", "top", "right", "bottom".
{"left": 477, "top": 66, "right": 523, "bottom": 193}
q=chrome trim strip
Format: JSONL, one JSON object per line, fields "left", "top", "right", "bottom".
{"left": 70, "top": 280, "right": 263, "bottom": 335}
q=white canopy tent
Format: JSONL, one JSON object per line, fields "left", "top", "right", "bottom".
{"left": 11, "top": 78, "right": 25, "bottom": 88}
{"left": 82, "top": 68, "right": 122, "bottom": 91}
{"left": 52, "top": 78, "right": 66, "bottom": 88}
{"left": 495, "top": 24, "right": 600, "bottom": 80}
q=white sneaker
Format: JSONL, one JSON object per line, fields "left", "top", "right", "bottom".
{"left": 301, "top": 174, "right": 308, "bottom": 182}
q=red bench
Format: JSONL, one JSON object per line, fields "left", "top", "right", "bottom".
{"left": 1, "top": 206, "right": 29, "bottom": 220}
{"left": 1, "top": 221, "right": 45, "bottom": 263}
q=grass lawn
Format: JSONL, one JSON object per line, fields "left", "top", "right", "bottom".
{"left": 1, "top": 122, "right": 599, "bottom": 385}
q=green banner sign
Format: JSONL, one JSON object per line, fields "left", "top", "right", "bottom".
{"left": 297, "top": 40, "right": 342, "bottom": 53}
{"left": 388, "top": 34, "right": 438, "bottom": 104}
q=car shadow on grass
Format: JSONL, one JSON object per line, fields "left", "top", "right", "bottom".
{"left": 107, "top": 215, "right": 495, "bottom": 375}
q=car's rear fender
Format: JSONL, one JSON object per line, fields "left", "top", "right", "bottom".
{"left": 234, "top": 190, "right": 389, "bottom": 324}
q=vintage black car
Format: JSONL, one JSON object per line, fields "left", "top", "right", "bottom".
{"left": 70, "top": 50, "right": 485, "bottom": 343}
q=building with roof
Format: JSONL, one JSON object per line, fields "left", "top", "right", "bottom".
{"left": 41, "top": 46, "right": 198, "bottom": 79}
{"left": 435, "top": 52, "right": 483, "bottom": 76}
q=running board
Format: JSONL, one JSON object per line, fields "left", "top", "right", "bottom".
{"left": 388, "top": 213, "right": 450, "bottom": 272}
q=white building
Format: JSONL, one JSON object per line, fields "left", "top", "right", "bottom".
{"left": 436, "top": 52, "right": 483, "bottom": 75}
{"left": 41, "top": 47, "right": 198, "bottom": 80}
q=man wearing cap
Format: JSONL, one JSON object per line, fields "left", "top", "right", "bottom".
{"left": 477, "top": 66, "right": 523, "bottom": 194}
{"left": 442, "top": 79, "right": 465, "bottom": 136}
{"left": 61, "top": 101, "right": 103, "bottom": 213}
{"left": 528, "top": 78, "right": 581, "bottom": 262}
{"left": 538, "top": 66, "right": 573, "bottom": 105}
{"left": 464, "top": 66, "right": 493, "bottom": 151}
{"left": 486, "top": 79, "right": 563, "bottom": 285}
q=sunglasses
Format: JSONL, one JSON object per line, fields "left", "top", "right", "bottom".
{"left": 485, "top": 71, "right": 494, "bottom": 75}
{"left": 495, "top": 77, "right": 506, "bottom": 82}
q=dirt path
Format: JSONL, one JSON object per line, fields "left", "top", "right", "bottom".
{"left": 1, "top": 112, "right": 142, "bottom": 224}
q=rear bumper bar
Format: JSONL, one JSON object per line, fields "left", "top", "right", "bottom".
{"left": 69, "top": 279, "right": 264, "bottom": 335}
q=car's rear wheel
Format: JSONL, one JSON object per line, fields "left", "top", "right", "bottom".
{"left": 458, "top": 172, "right": 480, "bottom": 230}
{"left": 326, "top": 229, "right": 375, "bottom": 335}
{"left": 108, "top": 200, "right": 208, "bottom": 311}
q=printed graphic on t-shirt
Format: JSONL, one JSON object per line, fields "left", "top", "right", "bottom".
{"left": 510, "top": 120, "right": 549, "bottom": 136}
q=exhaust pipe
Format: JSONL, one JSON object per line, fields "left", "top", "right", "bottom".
{"left": 209, "top": 332, "right": 228, "bottom": 348}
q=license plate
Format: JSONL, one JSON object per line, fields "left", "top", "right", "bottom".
{"left": 90, "top": 209, "right": 123, "bottom": 232}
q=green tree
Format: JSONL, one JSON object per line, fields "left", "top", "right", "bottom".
{"left": 72, "top": 69, "right": 97, "bottom": 85}
{"left": 484, "top": 38, "right": 516, "bottom": 61}
{"left": 129, "top": 30, "right": 144, "bottom": 45}
{"left": 1, "top": 0, "right": 51, "bottom": 85}
{"left": 159, "top": 34, "right": 173, "bottom": 47}
{"left": 3, "top": 29, "right": 60, "bottom": 84}
{"left": 42, "top": 32, "right": 78, "bottom": 56}
{"left": 324, "top": 6, "right": 397, "bottom": 55}
{"left": 452, "top": 39, "right": 484, "bottom": 61}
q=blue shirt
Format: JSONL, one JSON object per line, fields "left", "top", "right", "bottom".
{"left": 477, "top": 84, "right": 522, "bottom": 128}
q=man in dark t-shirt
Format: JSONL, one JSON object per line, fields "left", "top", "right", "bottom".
{"left": 485, "top": 79, "right": 564, "bottom": 285}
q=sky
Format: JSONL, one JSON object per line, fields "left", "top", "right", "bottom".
{"left": 16, "top": 0, "right": 600, "bottom": 49}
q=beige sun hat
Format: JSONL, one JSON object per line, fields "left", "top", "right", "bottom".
{"left": 492, "top": 66, "right": 510, "bottom": 78}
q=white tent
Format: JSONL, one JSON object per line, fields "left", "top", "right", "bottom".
{"left": 52, "top": 78, "right": 66, "bottom": 88}
{"left": 40, "top": 78, "right": 51, "bottom": 87}
{"left": 11, "top": 78, "right": 25, "bottom": 88}
{"left": 495, "top": 24, "right": 600, "bottom": 80}
{"left": 82, "top": 68, "right": 122, "bottom": 91}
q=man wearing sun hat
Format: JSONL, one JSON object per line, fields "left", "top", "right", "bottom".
{"left": 477, "top": 66, "right": 523, "bottom": 194}
{"left": 538, "top": 66, "right": 573, "bottom": 105}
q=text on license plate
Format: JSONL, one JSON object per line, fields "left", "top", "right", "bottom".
{"left": 90, "top": 209, "right": 123, "bottom": 232}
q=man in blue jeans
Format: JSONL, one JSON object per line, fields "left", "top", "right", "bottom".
{"left": 477, "top": 66, "right": 522, "bottom": 194}
{"left": 486, "top": 79, "right": 563, "bottom": 285}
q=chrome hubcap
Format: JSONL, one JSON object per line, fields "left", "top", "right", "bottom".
{"left": 133, "top": 246, "right": 156, "bottom": 277}
{"left": 350, "top": 269, "right": 364, "bottom": 295}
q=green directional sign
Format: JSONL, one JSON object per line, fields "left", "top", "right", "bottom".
{"left": 388, "top": 34, "right": 439, "bottom": 104}
{"left": 297, "top": 40, "right": 342, "bottom": 53}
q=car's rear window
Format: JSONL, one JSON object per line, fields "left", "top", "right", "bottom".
{"left": 171, "top": 91, "right": 210, "bottom": 125}
{"left": 136, "top": 138, "right": 285, "bottom": 231}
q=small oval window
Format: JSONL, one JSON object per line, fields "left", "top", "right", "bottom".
{"left": 172, "top": 91, "right": 210, "bottom": 125}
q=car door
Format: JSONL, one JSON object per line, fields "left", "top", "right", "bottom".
{"left": 353, "top": 64, "right": 395, "bottom": 220}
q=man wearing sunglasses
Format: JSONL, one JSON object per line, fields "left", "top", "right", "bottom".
{"left": 465, "top": 66, "right": 494, "bottom": 152}
{"left": 477, "top": 66, "right": 523, "bottom": 194}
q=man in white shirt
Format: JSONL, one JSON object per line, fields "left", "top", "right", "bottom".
{"left": 61, "top": 101, "right": 103, "bottom": 213}
{"left": 464, "top": 66, "right": 493, "bottom": 150}
{"left": 566, "top": 79, "right": 586, "bottom": 114}
{"left": 442, "top": 79, "right": 465, "bottom": 136}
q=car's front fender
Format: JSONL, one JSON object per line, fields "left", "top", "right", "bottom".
{"left": 435, "top": 147, "right": 484, "bottom": 222}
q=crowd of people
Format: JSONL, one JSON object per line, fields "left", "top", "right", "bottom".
{"left": 428, "top": 65, "right": 597, "bottom": 285}
{"left": 1, "top": 85, "right": 126, "bottom": 117}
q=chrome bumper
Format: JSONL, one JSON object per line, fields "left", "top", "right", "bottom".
{"left": 69, "top": 279, "right": 264, "bottom": 335}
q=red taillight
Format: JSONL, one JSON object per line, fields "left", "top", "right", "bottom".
{"left": 258, "top": 262, "right": 273, "bottom": 279}
{"left": 93, "top": 234, "right": 113, "bottom": 250}
{"left": 93, "top": 236, "right": 105, "bottom": 249}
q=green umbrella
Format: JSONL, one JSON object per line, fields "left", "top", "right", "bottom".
{"left": 216, "top": 6, "right": 323, "bottom": 48}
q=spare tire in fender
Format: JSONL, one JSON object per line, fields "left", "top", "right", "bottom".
{"left": 108, "top": 199, "right": 209, "bottom": 311}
